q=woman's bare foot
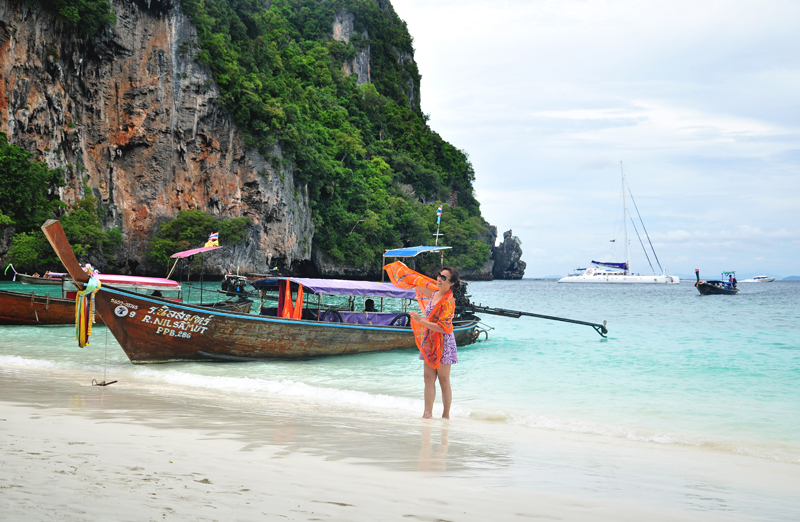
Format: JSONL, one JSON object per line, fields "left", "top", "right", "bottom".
{"left": 422, "top": 413, "right": 433, "bottom": 419}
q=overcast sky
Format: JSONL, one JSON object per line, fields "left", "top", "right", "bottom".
{"left": 390, "top": 0, "right": 800, "bottom": 278}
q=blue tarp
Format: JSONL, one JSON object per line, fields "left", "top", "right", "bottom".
{"left": 251, "top": 277, "right": 415, "bottom": 299}
{"left": 383, "top": 245, "right": 452, "bottom": 258}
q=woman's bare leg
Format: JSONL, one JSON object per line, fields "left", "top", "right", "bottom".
{"left": 423, "top": 363, "right": 437, "bottom": 418}
{"left": 437, "top": 364, "right": 452, "bottom": 419}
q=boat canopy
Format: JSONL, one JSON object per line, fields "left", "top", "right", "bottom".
{"left": 170, "top": 245, "right": 222, "bottom": 258}
{"left": 591, "top": 260, "right": 628, "bottom": 271}
{"left": 251, "top": 277, "right": 415, "bottom": 299}
{"left": 63, "top": 274, "right": 182, "bottom": 293}
{"left": 383, "top": 246, "right": 451, "bottom": 258}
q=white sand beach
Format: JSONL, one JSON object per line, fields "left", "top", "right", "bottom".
{"left": 2, "top": 364, "right": 798, "bottom": 521}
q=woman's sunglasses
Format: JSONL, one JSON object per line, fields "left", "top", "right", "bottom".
{"left": 437, "top": 273, "right": 450, "bottom": 282}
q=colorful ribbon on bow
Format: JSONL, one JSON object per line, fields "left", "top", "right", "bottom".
{"left": 75, "top": 277, "right": 101, "bottom": 347}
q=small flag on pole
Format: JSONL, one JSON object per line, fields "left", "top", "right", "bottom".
{"left": 609, "top": 239, "right": 615, "bottom": 242}
{"left": 205, "top": 232, "right": 219, "bottom": 247}
{"left": 436, "top": 206, "right": 442, "bottom": 224}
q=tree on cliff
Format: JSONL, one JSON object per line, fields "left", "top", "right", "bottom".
{"left": 40, "top": 0, "right": 117, "bottom": 35}
{"left": 0, "top": 132, "right": 64, "bottom": 233}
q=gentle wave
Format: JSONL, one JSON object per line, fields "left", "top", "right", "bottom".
{"left": 131, "top": 367, "right": 470, "bottom": 417}
{"left": 0, "top": 354, "right": 63, "bottom": 370}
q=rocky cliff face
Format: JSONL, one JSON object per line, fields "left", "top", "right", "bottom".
{"left": 492, "top": 230, "right": 526, "bottom": 280}
{"left": 0, "top": 0, "right": 313, "bottom": 275}
{"left": 332, "top": 11, "right": 370, "bottom": 86}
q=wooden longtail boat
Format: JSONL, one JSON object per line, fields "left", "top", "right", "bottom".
{"left": 41, "top": 220, "right": 481, "bottom": 363}
{"left": 0, "top": 288, "right": 91, "bottom": 325}
{"left": 5, "top": 264, "right": 65, "bottom": 285}
{"left": 0, "top": 273, "right": 182, "bottom": 326}
{"left": 18, "top": 273, "right": 64, "bottom": 285}
{"left": 695, "top": 269, "right": 739, "bottom": 295}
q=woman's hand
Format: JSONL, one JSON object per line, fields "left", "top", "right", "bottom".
{"left": 409, "top": 311, "right": 421, "bottom": 321}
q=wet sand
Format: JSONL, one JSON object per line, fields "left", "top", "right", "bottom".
{"left": 1, "top": 365, "right": 796, "bottom": 521}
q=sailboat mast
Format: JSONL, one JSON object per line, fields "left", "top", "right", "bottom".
{"left": 621, "top": 161, "right": 630, "bottom": 275}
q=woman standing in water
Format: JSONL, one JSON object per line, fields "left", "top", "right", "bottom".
{"left": 408, "top": 266, "right": 459, "bottom": 419}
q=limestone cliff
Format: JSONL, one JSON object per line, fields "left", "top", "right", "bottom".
{"left": 0, "top": 0, "right": 312, "bottom": 275}
{"left": 492, "top": 230, "right": 526, "bottom": 280}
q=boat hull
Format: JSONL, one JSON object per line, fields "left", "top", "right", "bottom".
{"left": 695, "top": 282, "right": 738, "bottom": 295}
{"left": 0, "top": 288, "right": 105, "bottom": 325}
{"left": 558, "top": 274, "right": 679, "bottom": 284}
{"left": 95, "top": 286, "right": 479, "bottom": 363}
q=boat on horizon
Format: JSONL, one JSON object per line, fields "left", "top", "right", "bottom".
{"left": 740, "top": 275, "right": 776, "bottom": 283}
{"left": 695, "top": 269, "right": 739, "bottom": 295}
{"left": 559, "top": 163, "right": 679, "bottom": 285}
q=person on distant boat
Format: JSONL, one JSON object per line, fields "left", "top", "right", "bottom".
{"left": 32, "top": 272, "right": 40, "bottom": 277}
{"left": 408, "top": 266, "right": 460, "bottom": 420}
{"left": 43, "top": 271, "right": 51, "bottom": 279}
{"left": 364, "top": 298, "right": 375, "bottom": 312}
{"left": 732, "top": 276, "right": 737, "bottom": 289}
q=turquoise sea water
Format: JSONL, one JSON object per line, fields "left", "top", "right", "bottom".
{"left": 3, "top": 278, "right": 799, "bottom": 466}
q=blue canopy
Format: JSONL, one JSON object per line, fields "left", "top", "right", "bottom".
{"left": 383, "top": 245, "right": 452, "bottom": 258}
{"left": 591, "top": 260, "right": 628, "bottom": 271}
{"left": 251, "top": 277, "right": 415, "bottom": 299}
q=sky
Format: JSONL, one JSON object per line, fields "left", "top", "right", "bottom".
{"left": 389, "top": 0, "right": 800, "bottom": 278}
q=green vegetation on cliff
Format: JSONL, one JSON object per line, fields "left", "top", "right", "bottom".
{"left": 0, "top": 132, "right": 123, "bottom": 270}
{"left": 0, "top": 132, "right": 64, "bottom": 232}
{"left": 40, "top": 0, "right": 117, "bottom": 35}
{"left": 146, "top": 210, "right": 251, "bottom": 268}
{"left": 179, "top": 0, "right": 491, "bottom": 270}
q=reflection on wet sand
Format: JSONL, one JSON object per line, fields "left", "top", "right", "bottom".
{"left": 418, "top": 422, "right": 449, "bottom": 472}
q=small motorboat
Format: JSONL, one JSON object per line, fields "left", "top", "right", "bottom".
{"left": 740, "top": 275, "right": 775, "bottom": 283}
{"left": 695, "top": 269, "right": 739, "bottom": 295}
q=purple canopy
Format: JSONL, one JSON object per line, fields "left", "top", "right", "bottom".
{"left": 251, "top": 277, "right": 415, "bottom": 299}
{"left": 591, "top": 260, "right": 628, "bottom": 270}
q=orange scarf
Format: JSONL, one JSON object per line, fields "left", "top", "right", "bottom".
{"left": 384, "top": 261, "right": 455, "bottom": 368}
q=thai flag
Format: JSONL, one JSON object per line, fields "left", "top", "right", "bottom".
{"left": 609, "top": 239, "right": 615, "bottom": 242}
{"left": 437, "top": 206, "right": 442, "bottom": 224}
{"left": 209, "top": 232, "right": 219, "bottom": 241}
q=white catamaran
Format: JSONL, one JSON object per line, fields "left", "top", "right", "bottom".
{"left": 559, "top": 163, "right": 679, "bottom": 285}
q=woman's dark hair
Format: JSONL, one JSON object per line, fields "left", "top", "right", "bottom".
{"left": 440, "top": 266, "right": 461, "bottom": 289}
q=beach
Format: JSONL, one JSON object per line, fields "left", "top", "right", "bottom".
{"left": 2, "top": 363, "right": 798, "bottom": 521}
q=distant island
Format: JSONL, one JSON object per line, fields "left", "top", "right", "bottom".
{"left": 783, "top": 276, "right": 800, "bottom": 281}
